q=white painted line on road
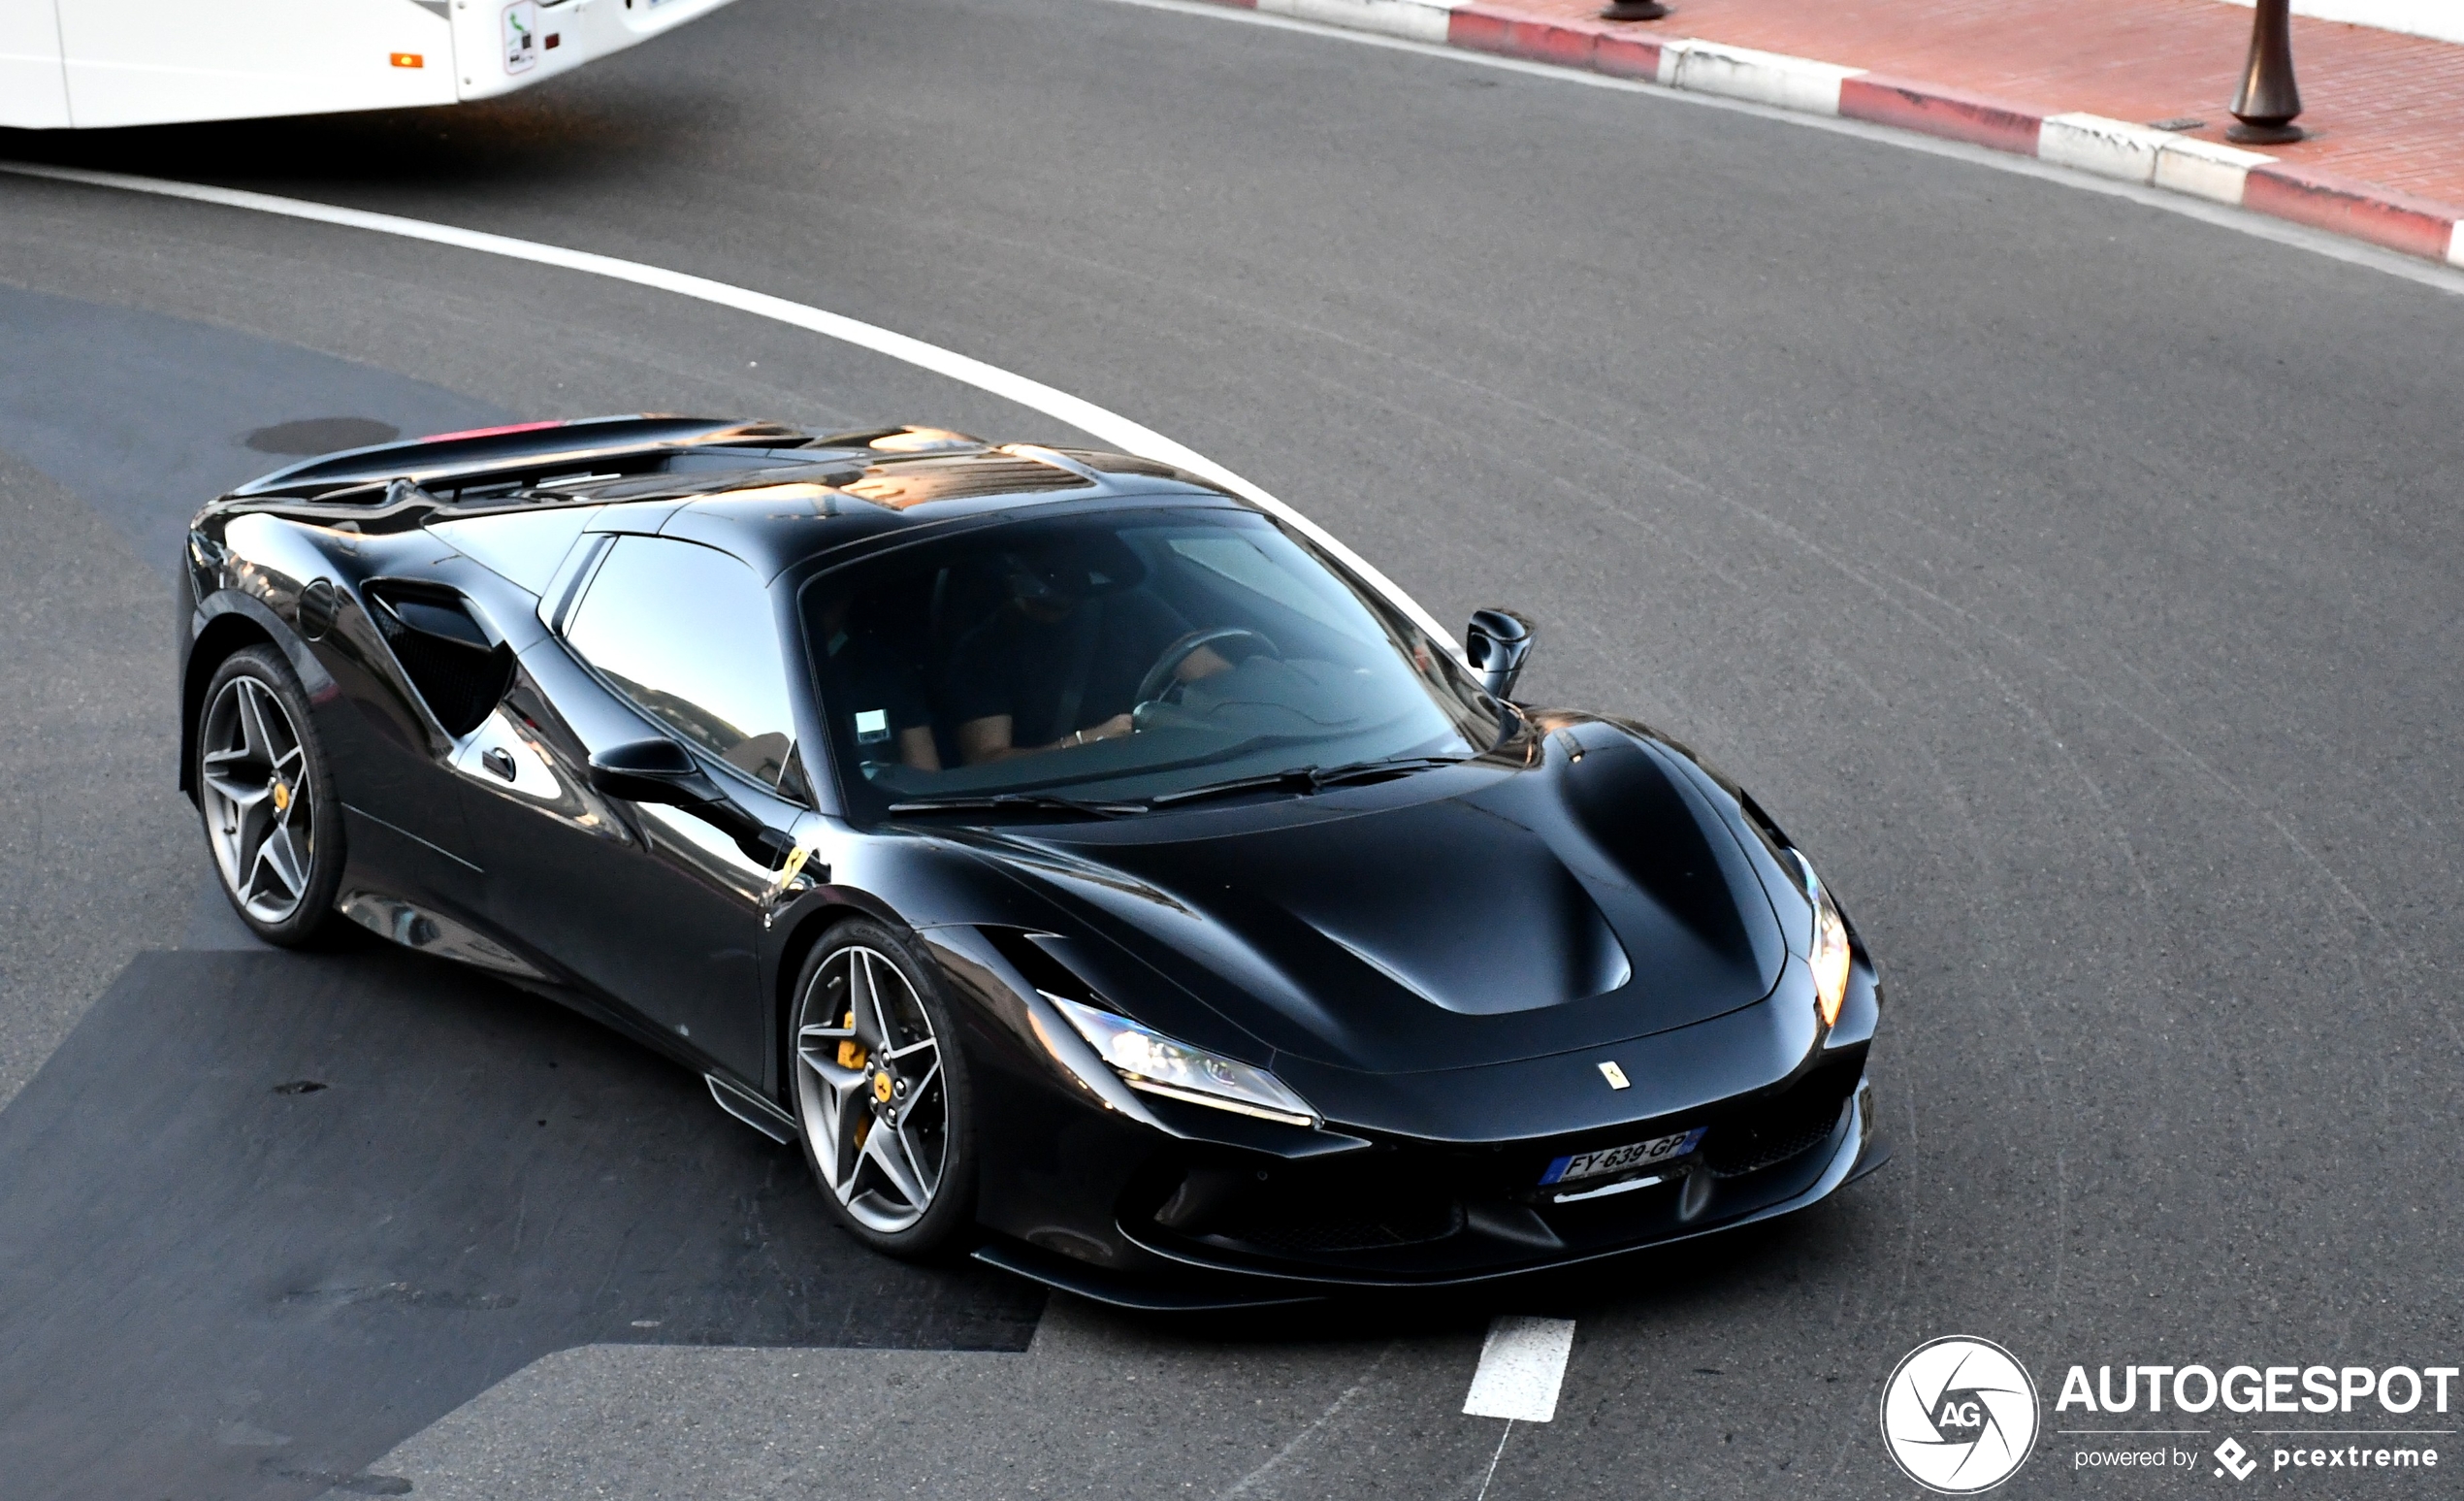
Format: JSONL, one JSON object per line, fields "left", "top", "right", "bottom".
{"left": 1473, "top": 1419, "right": 1515, "bottom": 1501}
{"left": 0, "top": 160, "right": 1459, "bottom": 654}
{"left": 1221, "top": 1342, "right": 1395, "bottom": 1497}
{"left": 1463, "top": 1315, "right": 1575, "bottom": 1423}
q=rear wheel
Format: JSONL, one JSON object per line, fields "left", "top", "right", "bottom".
{"left": 196, "top": 645, "right": 343, "bottom": 946}
{"left": 789, "top": 920, "right": 977, "bottom": 1256}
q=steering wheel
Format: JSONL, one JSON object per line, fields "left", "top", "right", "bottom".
{"left": 1133, "top": 627, "right": 1280, "bottom": 707}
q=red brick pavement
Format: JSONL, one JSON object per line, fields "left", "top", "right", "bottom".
{"left": 1474, "top": 0, "right": 2464, "bottom": 211}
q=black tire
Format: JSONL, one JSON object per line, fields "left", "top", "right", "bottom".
{"left": 787, "top": 918, "right": 979, "bottom": 1258}
{"left": 194, "top": 644, "right": 345, "bottom": 947}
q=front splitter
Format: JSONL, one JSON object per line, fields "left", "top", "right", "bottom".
{"left": 972, "top": 1086, "right": 1893, "bottom": 1312}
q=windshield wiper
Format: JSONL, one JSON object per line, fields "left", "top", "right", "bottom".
{"left": 1145, "top": 755, "right": 1467, "bottom": 809}
{"left": 891, "top": 756, "right": 1470, "bottom": 818}
{"left": 888, "top": 792, "right": 1148, "bottom": 819}
{"left": 1311, "top": 754, "right": 1469, "bottom": 786}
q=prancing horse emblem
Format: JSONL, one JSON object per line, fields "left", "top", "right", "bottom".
{"left": 1598, "top": 1060, "right": 1630, "bottom": 1090}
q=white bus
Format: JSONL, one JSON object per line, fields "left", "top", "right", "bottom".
{"left": 2, "top": 0, "right": 738, "bottom": 129}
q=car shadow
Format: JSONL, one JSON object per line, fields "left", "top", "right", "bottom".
{"left": 0, "top": 943, "right": 1042, "bottom": 1501}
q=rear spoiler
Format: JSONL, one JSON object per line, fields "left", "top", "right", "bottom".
{"left": 226, "top": 414, "right": 822, "bottom": 502}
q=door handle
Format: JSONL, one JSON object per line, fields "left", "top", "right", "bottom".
{"left": 480, "top": 747, "right": 518, "bottom": 782}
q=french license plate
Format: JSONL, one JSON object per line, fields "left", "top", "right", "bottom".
{"left": 1539, "top": 1126, "right": 1705, "bottom": 1187}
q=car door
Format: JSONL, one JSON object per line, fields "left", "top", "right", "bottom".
{"left": 460, "top": 533, "right": 804, "bottom": 1080}
{"left": 300, "top": 566, "right": 504, "bottom": 925}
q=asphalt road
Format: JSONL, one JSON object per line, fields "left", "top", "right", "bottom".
{"left": 3, "top": 0, "right": 2462, "bottom": 1495}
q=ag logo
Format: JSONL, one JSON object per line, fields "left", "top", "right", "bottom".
{"left": 1879, "top": 1336, "right": 2040, "bottom": 1493}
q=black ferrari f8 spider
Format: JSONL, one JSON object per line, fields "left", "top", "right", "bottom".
{"left": 178, "top": 414, "right": 1886, "bottom": 1307}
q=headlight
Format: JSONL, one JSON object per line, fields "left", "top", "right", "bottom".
{"left": 1046, "top": 995, "right": 1320, "bottom": 1128}
{"left": 1794, "top": 855, "right": 1853, "bottom": 1028}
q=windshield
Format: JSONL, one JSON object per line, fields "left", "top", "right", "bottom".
{"left": 801, "top": 506, "right": 1507, "bottom": 820}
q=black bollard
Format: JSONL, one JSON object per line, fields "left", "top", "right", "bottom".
{"left": 2227, "top": 0, "right": 2305, "bottom": 144}
{"left": 1599, "top": 0, "right": 1670, "bottom": 18}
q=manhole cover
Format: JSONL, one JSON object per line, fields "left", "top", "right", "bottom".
{"left": 243, "top": 416, "right": 402, "bottom": 455}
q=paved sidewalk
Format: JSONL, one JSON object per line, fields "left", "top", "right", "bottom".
{"left": 1501, "top": 0, "right": 2464, "bottom": 202}
{"left": 1233, "top": 0, "right": 2464, "bottom": 264}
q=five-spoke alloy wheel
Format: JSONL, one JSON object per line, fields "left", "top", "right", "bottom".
{"left": 790, "top": 922, "right": 975, "bottom": 1255}
{"left": 196, "top": 645, "right": 341, "bottom": 945}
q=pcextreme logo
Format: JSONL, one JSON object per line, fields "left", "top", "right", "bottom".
{"left": 2213, "top": 1438, "right": 2257, "bottom": 1480}
{"left": 1880, "top": 1337, "right": 2042, "bottom": 1493}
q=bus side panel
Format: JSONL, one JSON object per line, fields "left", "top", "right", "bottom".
{"left": 455, "top": 0, "right": 739, "bottom": 101}
{"left": 57, "top": 0, "right": 456, "bottom": 128}
{"left": 0, "top": 0, "right": 73, "bottom": 127}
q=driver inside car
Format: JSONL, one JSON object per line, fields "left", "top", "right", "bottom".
{"left": 943, "top": 540, "right": 1239, "bottom": 765}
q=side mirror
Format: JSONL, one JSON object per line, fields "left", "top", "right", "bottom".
{"left": 587, "top": 736, "right": 723, "bottom": 807}
{"left": 587, "top": 737, "right": 796, "bottom": 866}
{"left": 1465, "top": 608, "right": 1535, "bottom": 702}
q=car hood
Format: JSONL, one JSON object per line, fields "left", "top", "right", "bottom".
{"left": 969, "top": 726, "right": 1790, "bottom": 1074}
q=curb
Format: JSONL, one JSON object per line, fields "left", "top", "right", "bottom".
{"left": 1220, "top": 0, "right": 2464, "bottom": 268}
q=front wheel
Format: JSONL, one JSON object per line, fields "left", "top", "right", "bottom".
{"left": 789, "top": 920, "right": 978, "bottom": 1256}
{"left": 195, "top": 644, "right": 344, "bottom": 946}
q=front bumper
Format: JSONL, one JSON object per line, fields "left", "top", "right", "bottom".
{"left": 973, "top": 1074, "right": 1889, "bottom": 1311}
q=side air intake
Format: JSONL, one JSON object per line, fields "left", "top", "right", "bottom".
{"left": 364, "top": 581, "right": 514, "bottom": 737}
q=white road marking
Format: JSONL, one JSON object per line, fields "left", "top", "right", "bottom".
{"left": 0, "top": 160, "right": 1457, "bottom": 652}
{"left": 1218, "top": 1342, "right": 1395, "bottom": 1498}
{"left": 1462, "top": 1314, "right": 1574, "bottom": 1423}
{"left": 1473, "top": 1419, "right": 1514, "bottom": 1501}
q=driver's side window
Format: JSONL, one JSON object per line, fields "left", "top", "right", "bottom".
{"left": 564, "top": 536, "right": 810, "bottom": 801}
